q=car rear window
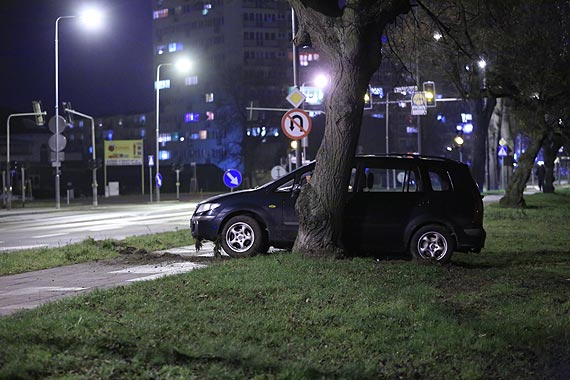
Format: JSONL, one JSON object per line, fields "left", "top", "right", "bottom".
{"left": 360, "top": 167, "right": 419, "bottom": 192}
{"left": 428, "top": 169, "right": 452, "bottom": 191}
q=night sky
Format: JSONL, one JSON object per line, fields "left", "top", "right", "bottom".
{"left": 0, "top": 0, "right": 154, "bottom": 118}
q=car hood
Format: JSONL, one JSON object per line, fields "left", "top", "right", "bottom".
{"left": 196, "top": 187, "right": 265, "bottom": 206}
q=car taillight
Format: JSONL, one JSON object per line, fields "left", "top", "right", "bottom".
{"left": 472, "top": 193, "right": 484, "bottom": 224}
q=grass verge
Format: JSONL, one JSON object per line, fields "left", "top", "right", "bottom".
{"left": 0, "top": 229, "right": 193, "bottom": 276}
{"left": 0, "top": 191, "right": 569, "bottom": 379}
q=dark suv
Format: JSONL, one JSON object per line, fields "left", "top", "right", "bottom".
{"left": 190, "top": 155, "right": 485, "bottom": 263}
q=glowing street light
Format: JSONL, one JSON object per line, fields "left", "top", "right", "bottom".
{"left": 155, "top": 58, "right": 192, "bottom": 202}
{"left": 54, "top": 7, "right": 103, "bottom": 208}
{"left": 478, "top": 59, "right": 487, "bottom": 69}
{"left": 454, "top": 135, "right": 465, "bottom": 162}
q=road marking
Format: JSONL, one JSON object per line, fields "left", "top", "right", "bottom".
{"left": 0, "top": 244, "right": 49, "bottom": 252}
{"left": 109, "top": 262, "right": 207, "bottom": 282}
{"left": 1, "top": 286, "right": 88, "bottom": 296}
{"left": 33, "top": 233, "right": 69, "bottom": 239}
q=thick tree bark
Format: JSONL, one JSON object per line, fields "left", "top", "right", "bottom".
{"left": 469, "top": 97, "right": 494, "bottom": 190}
{"left": 487, "top": 99, "right": 502, "bottom": 190}
{"left": 499, "top": 130, "right": 547, "bottom": 208}
{"left": 289, "top": 1, "right": 411, "bottom": 257}
{"left": 542, "top": 134, "right": 563, "bottom": 193}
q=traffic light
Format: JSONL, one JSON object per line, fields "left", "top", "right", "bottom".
{"left": 423, "top": 81, "right": 436, "bottom": 107}
{"left": 32, "top": 101, "right": 45, "bottom": 126}
{"left": 364, "top": 86, "right": 372, "bottom": 110}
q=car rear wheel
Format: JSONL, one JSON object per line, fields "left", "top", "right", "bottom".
{"left": 220, "top": 215, "right": 266, "bottom": 258}
{"left": 410, "top": 225, "right": 454, "bottom": 264}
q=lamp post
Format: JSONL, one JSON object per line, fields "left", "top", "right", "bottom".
{"left": 54, "top": 16, "right": 75, "bottom": 209}
{"left": 64, "top": 107, "right": 98, "bottom": 206}
{"left": 155, "top": 59, "right": 191, "bottom": 202}
{"left": 454, "top": 135, "right": 464, "bottom": 162}
{"left": 6, "top": 111, "right": 46, "bottom": 210}
{"left": 54, "top": 9, "right": 102, "bottom": 209}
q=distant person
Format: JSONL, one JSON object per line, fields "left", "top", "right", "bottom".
{"left": 536, "top": 163, "right": 545, "bottom": 191}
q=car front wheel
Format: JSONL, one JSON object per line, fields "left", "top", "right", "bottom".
{"left": 410, "top": 225, "right": 454, "bottom": 264}
{"left": 220, "top": 215, "right": 266, "bottom": 258}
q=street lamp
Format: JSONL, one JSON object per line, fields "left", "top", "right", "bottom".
{"left": 6, "top": 111, "right": 46, "bottom": 210}
{"left": 54, "top": 8, "right": 102, "bottom": 209}
{"left": 155, "top": 58, "right": 192, "bottom": 202}
{"left": 454, "top": 135, "right": 464, "bottom": 162}
{"left": 63, "top": 105, "right": 98, "bottom": 206}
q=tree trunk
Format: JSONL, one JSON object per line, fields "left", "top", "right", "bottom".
{"left": 289, "top": 1, "right": 411, "bottom": 257}
{"left": 499, "top": 130, "right": 547, "bottom": 208}
{"left": 470, "top": 97, "right": 495, "bottom": 190}
{"left": 542, "top": 134, "right": 563, "bottom": 193}
{"left": 487, "top": 99, "right": 502, "bottom": 190}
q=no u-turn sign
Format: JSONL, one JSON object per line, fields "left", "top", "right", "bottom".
{"left": 281, "top": 109, "right": 312, "bottom": 140}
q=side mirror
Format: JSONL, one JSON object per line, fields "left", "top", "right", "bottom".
{"left": 292, "top": 184, "right": 302, "bottom": 197}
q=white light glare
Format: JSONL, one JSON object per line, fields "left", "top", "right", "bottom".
{"left": 433, "top": 31, "right": 442, "bottom": 41}
{"left": 313, "top": 73, "right": 329, "bottom": 88}
{"left": 80, "top": 7, "right": 103, "bottom": 29}
{"left": 175, "top": 58, "right": 193, "bottom": 72}
{"left": 478, "top": 59, "right": 487, "bottom": 69}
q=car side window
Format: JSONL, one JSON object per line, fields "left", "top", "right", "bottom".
{"left": 428, "top": 170, "right": 452, "bottom": 191}
{"left": 360, "top": 167, "right": 419, "bottom": 193}
{"left": 276, "top": 179, "right": 294, "bottom": 192}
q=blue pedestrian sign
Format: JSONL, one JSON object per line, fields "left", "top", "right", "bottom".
{"left": 155, "top": 173, "right": 163, "bottom": 188}
{"left": 223, "top": 169, "right": 242, "bottom": 189}
{"left": 498, "top": 145, "right": 508, "bottom": 157}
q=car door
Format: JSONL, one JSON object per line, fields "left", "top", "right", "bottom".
{"left": 343, "top": 159, "right": 428, "bottom": 253}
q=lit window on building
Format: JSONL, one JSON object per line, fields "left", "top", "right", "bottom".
{"left": 159, "top": 150, "right": 170, "bottom": 160}
{"left": 299, "top": 52, "right": 320, "bottom": 67}
{"left": 206, "top": 111, "right": 215, "bottom": 120}
{"left": 168, "top": 42, "right": 183, "bottom": 53}
{"left": 139, "top": 115, "right": 146, "bottom": 124}
{"left": 185, "top": 113, "right": 200, "bottom": 122}
{"left": 153, "top": 9, "right": 169, "bottom": 19}
{"left": 202, "top": 3, "right": 212, "bottom": 15}
{"left": 159, "top": 133, "right": 171, "bottom": 143}
{"left": 78, "top": 120, "right": 84, "bottom": 128}
{"left": 191, "top": 133, "right": 200, "bottom": 140}
{"left": 107, "top": 131, "right": 113, "bottom": 140}
{"left": 154, "top": 79, "right": 171, "bottom": 90}
{"left": 156, "top": 45, "right": 166, "bottom": 55}
{"left": 185, "top": 75, "right": 198, "bottom": 86}
{"left": 199, "top": 130, "right": 208, "bottom": 139}
{"left": 205, "top": 93, "right": 214, "bottom": 102}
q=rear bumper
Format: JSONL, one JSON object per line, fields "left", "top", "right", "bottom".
{"left": 456, "top": 227, "right": 486, "bottom": 253}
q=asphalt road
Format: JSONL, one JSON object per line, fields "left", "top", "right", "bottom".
{"left": 0, "top": 197, "right": 201, "bottom": 252}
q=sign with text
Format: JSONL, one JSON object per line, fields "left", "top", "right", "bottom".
{"left": 104, "top": 140, "right": 143, "bottom": 166}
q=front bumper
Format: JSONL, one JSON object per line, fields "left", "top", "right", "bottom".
{"left": 190, "top": 215, "right": 220, "bottom": 241}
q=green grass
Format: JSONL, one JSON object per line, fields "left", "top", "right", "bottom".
{"left": 0, "top": 229, "right": 193, "bottom": 276}
{"left": 0, "top": 191, "right": 569, "bottom": 379}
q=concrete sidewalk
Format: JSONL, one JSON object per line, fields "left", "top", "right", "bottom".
{"left": 0, "top": 244, "right": 215, "bottom": 317}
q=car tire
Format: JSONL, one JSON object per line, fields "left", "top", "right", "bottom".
{"left": 410, "top": 225, "right": 455, "bottom": 264}
{"left": 220, "top": 215, "right": 266, "bottom": 258}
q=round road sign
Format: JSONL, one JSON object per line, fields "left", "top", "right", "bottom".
{"left": 48, "top": 133, "right": 67, "bottom": 152}
{"left": 223, "top": 169, "right": 242, "bottom": 188}
{"left": 281, "top": 109, "right": 312, "bottom": 140}
{"left": 48, "top": 115, "right": 68, "bottom": 134}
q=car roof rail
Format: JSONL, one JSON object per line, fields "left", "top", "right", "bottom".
{"left": 356, "top": 153, "right": 457, "bottom": 162}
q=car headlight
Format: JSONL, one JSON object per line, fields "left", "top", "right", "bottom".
{"left": 195, "top": 202, "right": 221, "bottom": 215}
